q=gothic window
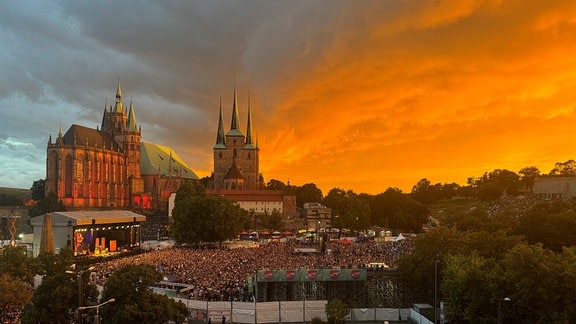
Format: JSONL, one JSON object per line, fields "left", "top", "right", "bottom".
{"left": 65, "top": 154, "right": 73, "bottom": 197}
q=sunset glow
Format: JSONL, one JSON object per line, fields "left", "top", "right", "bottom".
{"left": 2, "top": 1, "right": 576, "bottom": 194}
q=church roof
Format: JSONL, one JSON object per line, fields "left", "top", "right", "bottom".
{"left": 62, "top": 124, "right": 120, "bottom": 150}
{"left": 140, "top": 142, "right": 199, "bottom": 179}
{"left": 225, "top": 161, "right": 245, "bottom": 180}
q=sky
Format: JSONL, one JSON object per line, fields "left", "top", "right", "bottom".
{"left": 2, "top": 1, "right": 576, "bottom": 195}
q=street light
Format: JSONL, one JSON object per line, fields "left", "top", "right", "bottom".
{"left": 66, "top": 265, "right": 95, "bottom": 324}
{"left": 78, "top": 298, "right": 115, "bottom": 324}
{"left": 498, "top": 297, "right": 511, "bottom": 324}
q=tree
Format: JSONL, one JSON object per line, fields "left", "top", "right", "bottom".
{"left": 399, "top": 227, "right": 456, "bottom": 301}
{"left": 441, "top": 252, "right": 502, "bottom": 323}
{"left": 30, "top": 179, "right": 46, "bottom": 201}
{"left": 0, "top": 245, "right": 36, "bottom": 285}
{"left": 99, "top": 264, "right": 188, "bottom": 323}
{"left": 325, "top": 299, "right": 349, "bottom": 324}
{"left": 28, "top": 191, "right": 65, "bottom": 218}
{"left": 22, "top": 250, "right": 97, "bottom": 324}
{"left": 0, "top": 273, "right": 31, "bottom": 324}
{"left": 411, "top": 178, "right": 441, "bottom": 205}
{"left": 324, "top": 188, "right": 370, "bottom": 233}
{"left": 549, "top": 159, "right": 576, "bottom": 176}
{"left": 515, "top": 200, "right": 576, "bottom": 252}
{"left": 172, "top": 186, "right": 250, "bottom": 245}
{"left": 266, "top": 179, "right": 287, "bottom": 191}
{"left": 500, "top": 244, "right": 568, "bottom": 322}
{"left": 371, "top": 188, "right": 429, "bottom": 232}
{"left": 261, "top": 210, "right": 284, "bottom": 231}
{"left": 518, "top": 166, "right": 540, "bottom": 193}
{"left": 296, "top": 183, "right": 323, "bottom": 208}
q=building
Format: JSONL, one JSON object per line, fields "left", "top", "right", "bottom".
{"left": 210, "top": 85, "right": 263, "bottom": 190}
{"left": 205, "top": 189, "right": 297, "bottom": 218}
{"left": 45, "top": 83, "right": 198, "bottom": 212}
{"left": 532, "top": 176, "right": 576, "bottom": 200}
{"left": 302, "top": 202, "right": 332, "bottom": 231}
{"left": 30, "top": 210, "right": 145, "bottom": 257}
{"left": 206, "top": 85, "right": 297, "bottom": 219}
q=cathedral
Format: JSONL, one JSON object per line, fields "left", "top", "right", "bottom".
{"left": 45, "top": 83, "right": 198, "bottom": 211}
{"left": 210, "top": 86, "right": 264, "bottom": 190}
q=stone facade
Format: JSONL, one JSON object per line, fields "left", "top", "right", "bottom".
{"left": 45, "top": 83, "right": 198, "bottom": 211}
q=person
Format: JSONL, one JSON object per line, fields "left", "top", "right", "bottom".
{"left": 222, "top": 315, "right": 226, "bottom": 324}
{"left": 208, "top": 318, "right": 211, "bottom": 324}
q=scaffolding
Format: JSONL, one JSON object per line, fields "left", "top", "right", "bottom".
{"left": 1, "top": 208, "right": 21, "bottom": 246}
{"left": 254, "top": 270, "right": 409, "bottom": 308}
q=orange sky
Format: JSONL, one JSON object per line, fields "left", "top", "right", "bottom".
{"left": 3, "top": 1, "right": 576, "bottom": 196}
{"left": 236, "top": 1, "right": 576, "bottom": 194}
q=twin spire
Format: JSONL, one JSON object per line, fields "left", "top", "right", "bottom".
{"left": 215, "top": 80, "right": 255, "bottom": 148}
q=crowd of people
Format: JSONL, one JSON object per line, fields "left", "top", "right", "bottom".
{"left": 91, "top": 238, "right": 414, "bottom": 302}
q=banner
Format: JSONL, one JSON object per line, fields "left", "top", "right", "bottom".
{"left": 256, "top": 268, "right": 366, "bottom": 282}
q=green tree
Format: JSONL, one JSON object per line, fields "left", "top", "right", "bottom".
{"left": 442, "top": 252, "right": 502, "bottom": 324}
{"left": 22, "top": 250, "right": 97, "bottom": 324}
{"left": 549, "top": 159, "right": 576, "bottom": 176}
{"left": 325, "top": 299, "right": 349, "bottom": 324}
{"left": 324, "top": 188, "right": 370, "bottom": 233}
{"left": 370, "top": 188, "right": 429, "bottom": 232}
{"left": 30, "top": 179, "right": 46, "bottom": 201}
{"left": 515, "top": 200, "right": 576, "bottom": 252}
{"left": 411, "top": 178, "right": 442, "bottom": 205}
{"left": 0, "top": 273, "right": 31, "bottom": 324}
{"left": 296, "top": 183, "right": 323, "bottom": 208}
{"left": 172, "top": 186, "right": 250, "bottom": 245}
{"left": 99, "top": 264, "right": 188, "bottom": 323}
{"left": 398, "top": 227, "right": 464, "bottom": 302}
{"left": 500, "top": 244, "right": 567, "bottom": 322}
{"left": 261, "top": 210, "right": 284, "bottom": 231}
{"left": 266, "top": 179, "right": 287, "bottom": 191}
{"left": 518, "top": 166, "right": 540, "bottom": 193}
{"left": 0, "top": 245, "right": 36, "bottom": 285}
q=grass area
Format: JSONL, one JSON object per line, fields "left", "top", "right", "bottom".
{"left": 0, "top": 187, "right": 31, "bottom": 200}
{"left": 428, "top": 198, "right": 481, "bottom": 224}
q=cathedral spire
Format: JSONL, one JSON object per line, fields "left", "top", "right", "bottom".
{"left": 226, "top": 77, "right": 244, "bottom": 137}
{"left": 114, "top": 81, "right": 123, "bottom": 112}
{"left": 214, "top": 94, "right": 226, "bottom": 148}
{"left": 230, "top": 77, "right": 240, "bottom": 131}
{"left": 127, "top": 100, "right": 138, "bottom": 132}
{"left": 245, "top": 92, "right": 255, "bottom": 149}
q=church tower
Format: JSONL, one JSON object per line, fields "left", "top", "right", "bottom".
{"left": 212, "top": 82, "right": 260, "bottom": 190}
{"left": 46, "top": 83, "right": 144, "bottom": 209}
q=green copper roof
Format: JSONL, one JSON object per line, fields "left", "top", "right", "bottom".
{"left": 140, "top": 142, "right": 199, "bottom": 179}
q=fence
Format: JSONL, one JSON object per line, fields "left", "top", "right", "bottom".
{"left": 171, "top": 298, "right": 410, "bottom": 323}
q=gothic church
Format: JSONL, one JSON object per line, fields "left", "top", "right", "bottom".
{"left": 210, "top": 86, "right": 264, "bottom": 190}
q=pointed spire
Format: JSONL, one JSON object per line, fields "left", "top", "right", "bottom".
{"left": 127, "top": 100, "right": 138, "bottom": 131}
{"left": 214, "top": 94, "right": 226, "bottom": 148}
{"left": 114, "top": 81, "right": 123, "bottom": 112}
{"left": 101, "top": 102, "right": 107, "bottom": 130}
{"left": 244, "top": 91, "right": 256, "bottom": 149}
{"left": 58, "top": 121, "right": 63, "bottom": 138}
{"left": 230, "top": 76, "right": 240, "bottom": 131}
{"left": 226, "top": 76, "right": 244, "bottom": 137}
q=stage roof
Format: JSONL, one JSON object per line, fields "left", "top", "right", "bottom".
{"left": 30, "top": 210, "right": 146, "bottom": 227}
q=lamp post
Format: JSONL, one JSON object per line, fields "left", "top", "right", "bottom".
{"left": 434, "top": 260, "right": 437, "bottom": 324}
{"left": 498, "top": 297, "right": 511, "bottom": 324}
{"left": 66, "top": 265, "right": 95, "bottom": 324}
{"left": 78, "top": 298, "right": 115, "bottom": 324}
